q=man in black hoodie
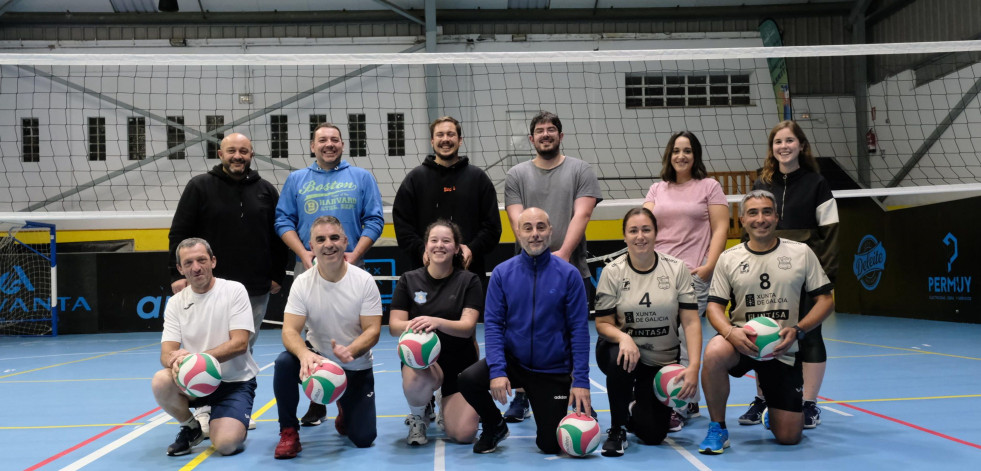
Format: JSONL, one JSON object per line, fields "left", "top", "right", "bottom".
{"left": 169, "top": 132, "right": 288, "bottom": 351}
{"left": 393, "top": 116, "right": 502, "bottom": 282}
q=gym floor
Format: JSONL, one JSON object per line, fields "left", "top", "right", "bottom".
{"left": 3, "top": 312, "right": 980, "bottom": 471}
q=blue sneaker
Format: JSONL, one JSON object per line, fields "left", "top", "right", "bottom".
{"left": 762, "top": 407, "right": 770, "bottom": 430}
{"left": 503, "top": 393, "right": 531, "bottom": 423}
{"left": 698, "top": 422, "right": 730, "bottom": 455}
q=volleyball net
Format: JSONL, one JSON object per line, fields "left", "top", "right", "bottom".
{"left": 0, "top": 219, "right": 57, "bottom": 336}
{"left": 1, "top": 39, "right": 981, "bottom": 215}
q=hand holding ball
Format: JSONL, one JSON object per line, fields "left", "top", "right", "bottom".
{"left": 744, "top": 317, "right": 783, "bottom": 360}
{"left": 302, "top": 359, "right": 348, "bottom": 405}
{"left": 398, "top": 329, "right": 441, "bottom": 369}
{"left": 176, "top": 353, "right": 222, "bottom": 398}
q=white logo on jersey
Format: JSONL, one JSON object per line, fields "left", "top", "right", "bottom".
{"left": 657, "top": 275, "right": 670, "bottom": 290}
{"left": 778, "top": 256, "right": 792, "bottom": 270}
{"left": 414, "top": 291, "right": 428, "bottom": 304}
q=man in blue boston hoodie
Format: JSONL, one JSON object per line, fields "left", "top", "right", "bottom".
{"left": 275, "top": 122, "right": 384, "bottom": 273}
{"left": 459, "top": 207, "right": 592, "bottom": 455}
{"left": 274, "top": 122, "right": 384, "bottom": 426}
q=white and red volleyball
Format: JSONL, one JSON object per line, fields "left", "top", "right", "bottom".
{"left": 556, "top": 413, "right": 602, "bottom": 457}
{"left": 744, "top": 317, "right": 783, "bottom": 360}
{"left": 397, "top": 329, "right": 441, "bottom": 369}
{"left": 176, "top": 353, "right": 222, "bottom": 398}
{"left": 302, "top": 359, "right": 348, "bottom": 405}
{"left": 653, "top": 363, "right": 688, "bottom": 408}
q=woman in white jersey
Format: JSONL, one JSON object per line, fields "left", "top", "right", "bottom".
{"left": 594, "top": 207, "right": 701, "bottom": 457}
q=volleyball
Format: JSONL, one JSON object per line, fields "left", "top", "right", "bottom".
{"left": 176, "top": 353, "right": 222, "bottom": 398}
{"left": 556, "top": 413, "right": 602, "bottom": 457}
{"left": 653, "top": 363, "right": 689, "bottom": 408}
{"left": 302, "top": 359, "right": 348, "bottom": 405}
{"left": 744, "top": 317, "right": 783, "bottom": 360}
{"left": 397, "top": 329, "right": 441, "bottom": 369}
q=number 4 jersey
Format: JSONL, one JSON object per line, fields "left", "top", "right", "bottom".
{"left": 595, "top": 252, "right": 697, "bottom": 367}
{"left": 708, "top": 238, "right": 833, "bottom": 365}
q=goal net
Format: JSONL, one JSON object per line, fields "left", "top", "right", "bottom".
{"left": 0, "top": 220, "right": 57, "bottom": 336}
{"left": 1, "top": 38, "right": 981, "bottom": 213}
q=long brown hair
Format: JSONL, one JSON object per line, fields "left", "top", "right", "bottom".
{"left": 760, "top": 120, "right": 819, "bottom": 184}
{"left": 660, "top": 131, "right": 708, "bottom": 182}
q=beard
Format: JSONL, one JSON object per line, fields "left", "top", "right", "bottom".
{"left": 534, "top": 143, "right": 561, "bottom": 160}
{"left": 436, "top": 150, "right": 458, "bottom": 161}
{"left": 223, "top": 161, "right": 249, "bottom": 176}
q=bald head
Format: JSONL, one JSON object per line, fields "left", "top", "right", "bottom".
{"left": 517, "top": 207, "right": 552, "bottom": 256}
{"left": 218, "top": 133, "right": 253, "bottom": 179}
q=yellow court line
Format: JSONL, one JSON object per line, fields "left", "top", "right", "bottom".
{"left": 0, "top": 377, "right": 152, "bottom": 384}
{"left": 825, "top": 338, "right": 981, "bottom": 361}
{"left": 9, "top": 394, "right": 981, "bottom": 432}
{"left": 0, "top": 342, "right": 159, "bottom": 379}
{"left": 818, "top": 393, "right": 981, "bottom": 404}
{"left": 827, "top": 352, "right": 927, "bottom": 359}
{"left": 180, "top": 397, "right": 278, "bottom": 470}
{"left": 180, "top": 446, "right": 216, "bottom": 471}
{"left": 0, "top": 423, "right": 148, "bottom": 430}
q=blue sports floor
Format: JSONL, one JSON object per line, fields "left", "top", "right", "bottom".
{"left": 3, "top": 313, "right": 980, "bottom": 471}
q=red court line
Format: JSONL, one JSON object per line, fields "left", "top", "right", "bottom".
{"left": 744, "top": 373, "right": 981, "bottom": 450}
{"left": 25, "top": 407, "right": 162, "bottom": 471}
{"left": 817, "top": 395, "right": 981, "bottom": 450}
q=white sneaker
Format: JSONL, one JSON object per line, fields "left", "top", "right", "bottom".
{"left": 406, "top": 414, "right": 428, "bottom": 446}
{"left": 248, "top": 418, "right": 256, "bottom": 430}
{"left": 193, "top": 406, "right": 211, "bottom": 439}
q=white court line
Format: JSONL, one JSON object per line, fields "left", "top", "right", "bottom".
{"left": 434, "top": 438, "right": 445, "bottom": 471}
{"left": 58, "top": 362, "right": 276, "bottom": 471}
{"left": 58, "top": 412, "right": 172, "bottom": 471}
{"left": 821, "top": 405, "right": 853, "bottom": 417}
{"left": 589, "top": 378, "right": 607, "bottom": 393}
{"left": 664, "top": 437, "right": 713, "bottom": 471}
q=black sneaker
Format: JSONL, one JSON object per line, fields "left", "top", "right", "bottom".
{"left": 738, "top": 396, "right": 767, "bottom": 425}
{"left": 166, "top": 424, "right": 204, "bottom": 456}
{"left": 601, "top": 426, "right": 628, "bottom": 457}
{"left": 473, "top": 421, "right": 509, "bottom": 454}
{"left": 803, "top": 401, "right": 822, "bottom": 429}
{"left": 300, "top": 402, "right": 327, "bottom": 427}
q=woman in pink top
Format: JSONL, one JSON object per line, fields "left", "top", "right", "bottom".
{"left": 643, "top": 131, "right": 729, "bottom": 430}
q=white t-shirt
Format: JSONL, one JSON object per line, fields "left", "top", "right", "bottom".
{"left": 161, "top": 278, "right": 259, "bottom": 382}
{"left": 285, "top": 263, "right": 383, "bottom": 371}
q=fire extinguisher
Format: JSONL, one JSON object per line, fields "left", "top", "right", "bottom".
{"left": 866, "top": 128, "right": 878, "bottom": 154}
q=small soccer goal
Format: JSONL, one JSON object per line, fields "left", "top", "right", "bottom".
{"left": 0, "top": 220, "right": 57, "bottom": 336}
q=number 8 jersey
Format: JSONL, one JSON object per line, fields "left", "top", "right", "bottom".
{"left": 708, "top": 238, "right": 833, "bottom": 365}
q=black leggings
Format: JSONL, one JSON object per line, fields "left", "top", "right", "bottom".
{"left": 595, "top": 339, "right": 673, "bottom": 445}
{"left": 798, "top": 288, "right": 828, "bottom": 363}
{"left": 458, "top": 357, "right": 572, "bottom": 454}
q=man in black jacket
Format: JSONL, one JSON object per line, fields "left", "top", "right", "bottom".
{"left": 392, "top": 116, "right": 502, "bottom": 282}
{"left": 169, "top": 132, "right": 288, "bottom": 351}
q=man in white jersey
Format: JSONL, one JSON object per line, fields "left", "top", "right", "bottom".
{"left": 152, "top": 238, "right": 259, "bottom": 457}
{"left": 272, "top": 216, "right": 383, "bottom": 459}
{"left": 698, "top": 190, "right": 834, "bottom": 455}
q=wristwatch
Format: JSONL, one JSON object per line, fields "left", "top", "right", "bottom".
{"left": 793, "top": 325, "right": 806, "bottom": 340}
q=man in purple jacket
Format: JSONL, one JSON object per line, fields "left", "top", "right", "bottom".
{"left": 458, "top": 207, "right": 591, "bottom": 455}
